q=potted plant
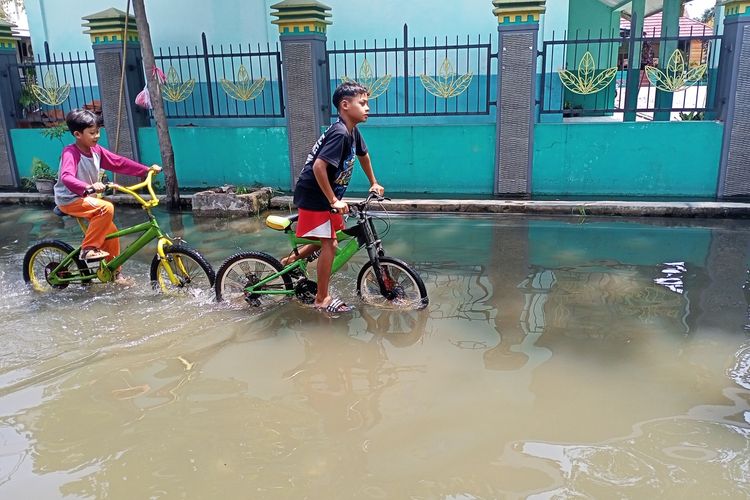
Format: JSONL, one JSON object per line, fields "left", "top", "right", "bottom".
{"left": 30, "top": 157, "right": 56, "bottom": 194}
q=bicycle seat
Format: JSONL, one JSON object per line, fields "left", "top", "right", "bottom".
{"left": 265, "top": 214, "right": 298, "bottom": 231}
{"left": 52, "top": 206, "right": 66, "bottom": 217}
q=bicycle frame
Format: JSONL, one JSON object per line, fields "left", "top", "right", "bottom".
{"left": 247, "top": 194, "right": 392, "bottom": 297}
{"left": 46, "top": 171, "right": 185, "bottom": 286}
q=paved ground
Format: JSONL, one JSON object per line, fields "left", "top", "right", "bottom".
{"left": 5, "top": 191, "right": 750, "bottom": 218}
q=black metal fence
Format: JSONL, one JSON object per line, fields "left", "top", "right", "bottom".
{"left": 539, "top": 25, "right": 722, "bottom": 119}
{"left": 326, "top": 24, "right": 495, "bottom": 117}
{"left": 9, "top": 42, "right": 98, "bottom": 126}
{"left": 152, "top": 33, "right": 284, "bottom": 119}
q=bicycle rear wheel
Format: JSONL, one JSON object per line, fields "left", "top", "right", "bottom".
{"left": 23, "top": 239, "right": 88, "bottom": 292}
{"left": 357, "top": 257, "right": 428, "bottom": 309}
{"left": 150, "top": 244, "right": 215, "bottom": 296}
{"left": 214, "top": 251, "right": 293, "bottom": 306}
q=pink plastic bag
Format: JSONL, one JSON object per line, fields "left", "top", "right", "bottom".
{"left": 135, "top": 84, "right": 151, "bottom": 109}
{"left": 134, "top": 67, "right": 167, "bottom": 109}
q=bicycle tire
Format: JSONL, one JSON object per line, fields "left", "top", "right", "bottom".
{"left": 149, "top": 244, "right": 215, "bottom": 296}
{"left": 214, "top": 251, "right": 293, "bottom": 306}
{"left": 357, "top": 256, "right": 429, "bottom": 309}
{"left": 22, "top": 239, "right": 88, "bottom": 292}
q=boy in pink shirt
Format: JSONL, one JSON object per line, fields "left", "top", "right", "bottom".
{"left": 54, "top": 109, "right": 161, "bottom": 279}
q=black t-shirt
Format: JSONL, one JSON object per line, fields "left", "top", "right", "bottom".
{"left": 293, "top": 119, "right": 368, "bottom": 210}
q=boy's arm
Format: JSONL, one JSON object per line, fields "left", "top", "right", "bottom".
{"left": 98, "top": 146, "right": 152, "bottom": 178}
{"left": 58, "top": 148, "right": 89, "bottom": 196}
{"left": 312, "top": 158, "right": 347, "bottom": 211}
{"left": 358, "top": 153, "right": 384, "bottom": 195}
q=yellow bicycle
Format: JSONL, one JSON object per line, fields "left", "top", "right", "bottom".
{"left": 22, "top": 170, "right": 215, "bottom": 294}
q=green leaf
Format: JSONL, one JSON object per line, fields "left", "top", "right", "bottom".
{"left": 578, "top": 52, "right": 596, "bottom": 83}
{"left": 684, "top": 64, "right": 708, "bottom": 86}
{"left": 367, "top": 75, "right": 392, "bottom": 99}
{"left": 558, "top": 69, "right": 584, "bottom": 94}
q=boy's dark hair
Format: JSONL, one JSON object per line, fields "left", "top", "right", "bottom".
{"left": 65, "top": 108, "right": 100, "bottom": 134}
{"left": 332, "top": 81, "right": 369, "bottom": 110}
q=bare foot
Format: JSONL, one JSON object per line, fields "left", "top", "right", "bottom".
{"left": 114, "top": 274, "right": 135, "bottom": 286}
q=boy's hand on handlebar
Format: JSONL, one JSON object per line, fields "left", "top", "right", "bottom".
{"left": 369, "top": 182, "right": 385, "bottom": 196}
{"left": 86, "top": 182, "right": 106, "bottom": 195}
{"left": 330, "top": 199, "right": 349, "bottom": 213}
{"left": 149, "top": 165, "right": 162, "bottom": 174}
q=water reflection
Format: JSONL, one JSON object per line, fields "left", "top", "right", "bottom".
{"left": 1, "top": 208, "right": 750, "bottom": 498}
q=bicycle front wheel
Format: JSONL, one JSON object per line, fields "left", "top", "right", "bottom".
{"left": 23, "top": 239, "right": 88, "bottom": 292}
{"left": 150, "top": 244, "right": 215, "bottom": 296}
{"left": 214, "top": 251, "right": 293, "bottom": 306}
{"left": 357, "top": 257, "right": 428, "bottom": 309}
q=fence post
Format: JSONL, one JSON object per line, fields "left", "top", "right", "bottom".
{"left": 271, "top": 0, "right": 331, "bottom": 189}
{"left": 0, "top": 20, "right": 21, "bottom": 187}
{"left": 492, "top": 0, "right": 545, "bottom": 196}
{"left": 624, "top": 0, "right": 645, "bottom": 122}
{"left": 717, "top": 1, "right": 750, "bottom": 197}
{"left": 82, "top": 8, "right": 148, "bottom": 184}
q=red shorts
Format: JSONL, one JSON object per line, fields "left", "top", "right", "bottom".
{"left": 296, "top": 208, "right": 344, "bottom": 239}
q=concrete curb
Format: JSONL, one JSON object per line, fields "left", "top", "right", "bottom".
{"left": 268, "top": 195, "right": 750, "bottom": 218}
{"left": 4, "top": 192, "right": 750, "bottom": 218}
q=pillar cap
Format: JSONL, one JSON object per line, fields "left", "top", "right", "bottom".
{"left": 720, "top": 0, "right": 750, "bottom": 17}
{"left": 82, "top": 8, "right": 139, "bottom": 44}
{"left": 0, "top": 19, "right": 17, "bottom": 50}
{"left": 492, "top": 0, "right": 545, "bottom": 24}
{"left": 271, "top": 0, "right": 332, "bottom": 35}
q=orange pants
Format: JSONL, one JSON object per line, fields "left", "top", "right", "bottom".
{"left": 59, "top": 197, "right": 120, "bottom": 261}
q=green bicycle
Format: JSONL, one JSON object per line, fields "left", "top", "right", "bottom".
{"left": 214, "top": 192, "right": 428, "bottom": 309}
{"left": 22, "top": 170, "right": 215, "bottom": 294}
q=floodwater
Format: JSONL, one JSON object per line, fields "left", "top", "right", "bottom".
{"left": 1, "top": 205, "right": 749, "bottom": 499}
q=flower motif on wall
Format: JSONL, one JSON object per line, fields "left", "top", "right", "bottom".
{"left": 420, "top": 58, "right": 473, "bottom": 98}
{"left": 30, "top": 71, "right": 71, "bottom": 106}
{"left": 558, "top": 52, "right": 617, "bottom": 95}
{"left": 645, "top": 49, "right": 707, "bottom": 93}
{"left": 220, "top": 64, "right": 266, "bottom": 101}
{"left": 341, "top": 59, "right": 391, "bottom": 99}
{"left": 161, "top": 67, "right": 195, "bottom": 103}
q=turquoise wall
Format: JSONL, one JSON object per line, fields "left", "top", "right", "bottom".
{"left": 533, "top": 121, "right": 723, "bottom": 197}
{"left": 11, "top": 128, "right": 110, "bottom": 178}
{"left": 137, "top": 127, "right": 289, "bottom": 189}
{"left": 353, "top": 124, "right": 496, "bottom": 194}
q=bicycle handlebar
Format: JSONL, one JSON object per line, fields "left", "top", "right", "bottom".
{"left": 86, "top": 169, "right": 161, "bottom": 209}
{"left": 330, "top": 191, "right": 390, "bottom": 214}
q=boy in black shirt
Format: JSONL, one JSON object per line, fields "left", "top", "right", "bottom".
{"left": 285, "top": 82, "right": 384, "bottom": 313}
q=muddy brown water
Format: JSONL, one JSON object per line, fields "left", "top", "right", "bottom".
{"left": 0, "top": 205, "right": 749, "bottom": 498}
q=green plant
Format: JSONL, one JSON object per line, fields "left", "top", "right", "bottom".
{"left": 18, "top": 82, "right": 39, "bottom": 110}
{"left": 679, "top": 111, "right": 704, "bottom": 121}
{"left": 30, "top": 157, "right": 56, "bottom": 181}
{"left": 40, "top": 121, "right": 68, "bottom": 147}
{"left": 20, "top": 177, "right": 35, "bottom": 192}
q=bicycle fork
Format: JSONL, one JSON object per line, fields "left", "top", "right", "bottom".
{"left": 155, "top": 237, "right": 190, "bottom": 286}
{"left": 361, "top": 219, "right": 396, "bottom": 299}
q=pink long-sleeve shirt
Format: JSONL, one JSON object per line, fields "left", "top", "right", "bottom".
{"left": 53, "top": 144, "right": 150, "bottom": 207}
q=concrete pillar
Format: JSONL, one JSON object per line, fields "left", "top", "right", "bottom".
{"left": 271, "top": 0, "right": 331, "bottom": 189}
{"left": 717, "top": 0, "right": 750, "bottom": 197}
{"left": 83, "top": 8, "right": 147, "bottom": 183}
{"left": 0, "top": 20, "right": 21, "bottom": 187}
{"left": 653, "top": 0, "right": 681, "bottom": 121}
{"left": 492, "top": 0, "right": 545, "bottom": 196}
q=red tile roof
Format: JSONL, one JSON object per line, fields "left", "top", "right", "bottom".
{"left": 620, "top": 12, "right": 713, "bottom": 37}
